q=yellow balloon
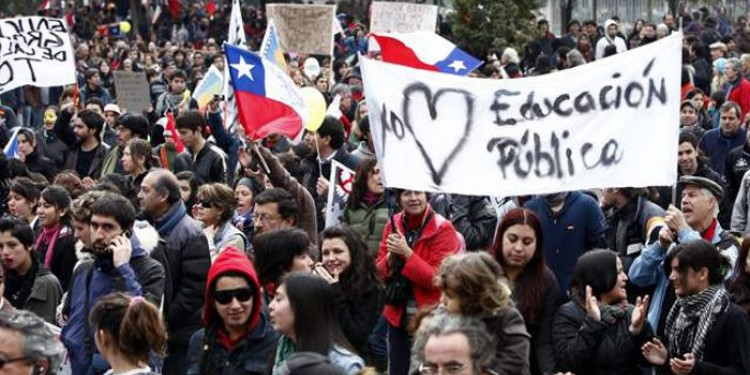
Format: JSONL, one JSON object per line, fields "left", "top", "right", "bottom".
{"left": 120, "top": 21, "right": 131, "bottom": 34}
{"left": 300, "top": 87, "right": 327, "bottom": 132}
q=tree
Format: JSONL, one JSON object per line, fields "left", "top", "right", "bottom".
{"left": 450, "top": 0, "right": 542, "bottom": 59}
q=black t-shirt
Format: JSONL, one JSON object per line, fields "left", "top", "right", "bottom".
{"left": 76, "top": 147, "right": 96, "bottom": 178}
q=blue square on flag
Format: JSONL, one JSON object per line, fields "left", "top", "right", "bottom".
{"left": 225, "top": 45, "right": 266, "bottom": 96}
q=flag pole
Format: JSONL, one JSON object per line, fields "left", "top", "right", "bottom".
{"left": 313, "top": 131, "right": 323, "bottom": 173}
{"left": 251, "top": 142, "right": 270, "bottom": 175}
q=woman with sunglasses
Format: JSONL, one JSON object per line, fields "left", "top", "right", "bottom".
{"left": 89, "top": 292, "right": 166, "bottom": 375}
{"left": 186, "top": 247, "right": 278, "bottom": 375}
{"left": 195, "top": 183, "right": 248, "bottom": 261}
{"left": 269, "top": 272, "right": 364, "bottom": 375}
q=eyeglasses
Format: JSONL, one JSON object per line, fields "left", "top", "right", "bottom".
{"left": 214, "top": 287, "right": 253, "bottom": 305}
{"left": 256, "top": 213, "right": 281, "bottom": 223}
{"left": 199, "top": 200, "right": 215, "bottom": 209}
{"left": 418, "top": 363, "right": 466, "bottom": 375}
{"left": 0, "top": 356, "right": 29, "bottom": 369}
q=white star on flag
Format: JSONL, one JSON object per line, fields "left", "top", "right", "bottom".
{"left": 231, "top": 56, "right": 255, "bottom": 81}
{"left": 448, "top": 60, "right": 467, "bottom": 73}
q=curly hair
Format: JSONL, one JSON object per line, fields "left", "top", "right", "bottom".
{"left": 70, "top": 191, "right": 109, "bottom": 223}
{"left": 436, "top": 252, "right": 512, "bottom": 316}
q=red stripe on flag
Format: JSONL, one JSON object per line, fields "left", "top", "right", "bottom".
{"left": 371, "top": 34, "right": 440, "bottom": 72}
{"left": 166, "top": 110, "right": 185, "bottom": 153}
{"left": 235, "top": 91, "right": 303, "bottom": 140}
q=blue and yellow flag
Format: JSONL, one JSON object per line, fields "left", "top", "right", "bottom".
{"left": 260, "top": 19, "right": 287, "bottom": 71}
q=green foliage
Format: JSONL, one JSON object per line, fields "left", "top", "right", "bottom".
{"left": 450, "top": 0, "right": 542, "bottom": 59}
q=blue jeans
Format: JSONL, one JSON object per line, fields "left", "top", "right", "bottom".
{"left": 387, "top": 323, "right": 412, "bottom": 375}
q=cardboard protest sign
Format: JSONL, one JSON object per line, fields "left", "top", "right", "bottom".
{"left": 113, "top": 71, "right": 150, "bottom": 113}
{"left": 266, "top": 4, "right": 335, "bottom": 55}
{"left": 0, "top": 17, "right": 76, "bottom": 94}
{"left": 325, "top": 160, "right": 355, "bottom": 228}
{"left": 370, "top": 1, "right": 438, "bottom": 33}
{"left": 361, "top": 33, "right": 683, "bottom": 197}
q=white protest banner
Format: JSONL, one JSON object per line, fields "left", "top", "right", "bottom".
{"left": 0, "top": 17, "right": 76, "bottom": 94}
{"left": 325, "top": 160, "right": 355, "bottom": 228}
{"left": 113, "top": 71, "right": 150, "bottom": 113}
{"left": 361, "top": 32, "right": 682, "bottom": 197}
{"left": 370, "top": 1, "right": 438, "bottom": 33}
{"left": 266, "top": 4, "right": 335, "bottom": 55}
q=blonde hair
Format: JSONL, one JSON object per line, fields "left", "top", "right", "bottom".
{"left": 436, "top": 252, "right": 512, "bottom": 316}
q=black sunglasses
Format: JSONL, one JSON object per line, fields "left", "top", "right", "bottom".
{"left": 214, "top": 287, "right": 253, "bottom": 305}
{"left": 199, "top": 200, "right": 214, "bottom": 208}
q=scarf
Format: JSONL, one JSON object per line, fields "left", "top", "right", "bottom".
{"left": 701, "top": 218, "right": 718, "bottom": 242}
{"left": 664, "top": 285, "right": 729, "bottom": 359}
{"left": 232, "top": 210, "right": 253, "bottom": 234}
{"left": 159, "top": 144, "right": 177, "bottom": 171}
{"left": 362, "top": 191, "right": 380, "bottom": 206}
{"left": 101, "top": 146, "right": 121, "bottom": 176}
{"left": 272, "top": 335, "right": 298, "bottom": 373}
{"left": 216, "top": 326, "right": 248, "bottom": 351}
{"left": 35, "top": 224, "right": 61, "bottom": 268}
{"left": 154, "top": 202, "right": 187, "bottom": 237}
{"left": 600, "top": 302, "right": 634, "bottom": 325}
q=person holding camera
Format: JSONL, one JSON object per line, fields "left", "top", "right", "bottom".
{"left": 60, "top": 193, "right": 165, "bottom": 375}
{"left": 375, "top": 189, "right": 462, "bottom": 375}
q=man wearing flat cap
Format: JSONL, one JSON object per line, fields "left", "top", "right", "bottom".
{"left": 629, "top": 175, "right": 739, "bottom": 337}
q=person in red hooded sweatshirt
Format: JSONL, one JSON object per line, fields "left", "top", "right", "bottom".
{"left": 185, "top": 247, "right": 279, "bottom": 375}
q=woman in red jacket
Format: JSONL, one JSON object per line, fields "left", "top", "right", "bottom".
{"left": 375, "top": 189, "right": 461, "bottom": 375}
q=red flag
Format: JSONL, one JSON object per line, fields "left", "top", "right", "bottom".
{"left": 165, "top": 110, "right": 185, "bottom": 153}
{"left": 38, "top": 0, "right": 52, "bottom": 11}
{"left": 206, "top": 0, "right": 216, "bottom": 16}
{"left": 65, "top": 11, "right": 76, "bottom": 29}
{"left": 167, "top": 0, "right": 181, "bottom": 19}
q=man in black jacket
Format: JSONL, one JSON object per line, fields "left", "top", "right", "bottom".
{"left": 642, "top": 240, "right": 750, "bottom": 374}
{"left": 53, "top": 104, "right": 110, "bottom": 181}
{"left": 430, "top": 194, "right": 498, "bottom": 251}
{"left": 137, "top": 169, "right": 211, "bottom": 375}
{"left": 303, "top": 116, "right": 361, "bottom": 231}
{"left": 176, "top": 110, "right": 227, "bottom": 183}
{"left": 724, "top": 136, "right": 750, "bottom": 209}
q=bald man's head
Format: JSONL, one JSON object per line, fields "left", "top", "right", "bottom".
{"left": 138, "top": 169, "right": 181, "bottom": 216}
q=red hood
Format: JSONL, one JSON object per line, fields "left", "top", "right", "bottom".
{"left": 202, "top": 247, "right": 262, "bottom": 330}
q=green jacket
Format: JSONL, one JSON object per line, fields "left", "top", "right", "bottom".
{"left": 343, "top": 197, "right": 389, "bottom": 257}
{"left": 26, "top": 271, "right": 63, "bottom": 324}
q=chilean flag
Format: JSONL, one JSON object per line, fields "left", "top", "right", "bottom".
{"left": 225, "top": 44, "right": 304, "bottom": 140}
{"left": 370, "top": 31, "right": 481, "bottom": 76}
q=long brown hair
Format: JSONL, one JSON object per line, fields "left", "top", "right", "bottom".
{"left": 347, "top": 157, "right": 379, "bottom": 209}
{"left": 492, "top": 208, "right": 548, "bottom": 324}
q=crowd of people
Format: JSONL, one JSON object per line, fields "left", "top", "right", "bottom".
{"left": 5, "top": 2, "right": 750, "bottom": 375}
